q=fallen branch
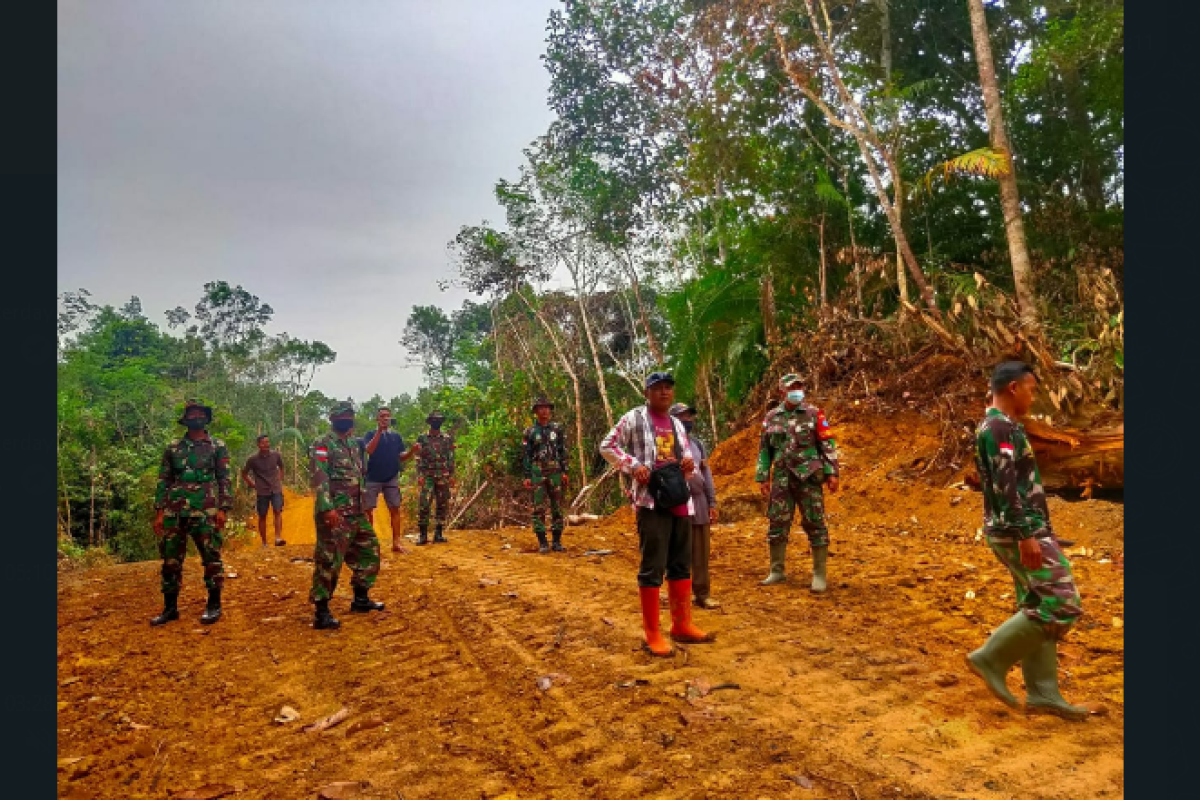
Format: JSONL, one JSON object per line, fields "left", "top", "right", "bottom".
{"left": 446, "top": 479, "right": 490, "bottom": 531}
{"left": 570, "top": 466, "right": 617, "bottom": 512}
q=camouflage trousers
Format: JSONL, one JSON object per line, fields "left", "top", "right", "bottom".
{"left": 159, "top": 514, "right": 224, "bottom": 594}
{"left": 766, "top": 470, "right": 829, "bottom": 547}
{"left": 418, "top": 477, "right": 451, "bottom": 529}
{"left": 531, "top": 466, "right": 565, "bottom": 538}
{"left": 310, "top": 511, "right": 381, "bottom": 604}
{"left": 986, "top": 531, "right": 1083, "bottom": 635}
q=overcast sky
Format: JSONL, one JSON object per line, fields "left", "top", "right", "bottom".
{"left": 58, "top": 0, "right": 558, "bottom": 402}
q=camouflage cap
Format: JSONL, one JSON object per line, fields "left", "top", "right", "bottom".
{"left": 668, "top": 402, "right": 697, "bottom": 417}
{"left": 177, "top": 398, "right": 213, "bottom": 424}
{"left": 778, "top": 373, "right": 806, "bottom": 389}
{"left": 425, "top": 410, "right": 446, "bottom": 423}
{"left": 328, "top": 399, "right": 357, "bottom": 418}
{"left": 531, "top": 396, "right": 555, "bottom": 412}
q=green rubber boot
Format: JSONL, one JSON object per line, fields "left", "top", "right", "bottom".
{"left": 965, "top": 612, "right": 1045, "bottom": 709}
{"left": 761, "top": 539, "right": 787, "bottom": 585}
{"left": 1021, "top": 636, "right": 1093, "bottom": 720}
{"left": 810, "top": 546, "right": 828, "bottom": 593}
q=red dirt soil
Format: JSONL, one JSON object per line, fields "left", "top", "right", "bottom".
{"left": 57, "top": 408, "right": 1123, "bottom": 799}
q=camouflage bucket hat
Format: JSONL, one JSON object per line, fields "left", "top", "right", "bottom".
{"left": 531, "top": 396, "right": 555, "bottom": 412}
{"left": 328, "top": 399, "right": 357, "bottom": 418}
{"left": 425, "top": 410, "right": 446, "bottom": 424}
{"left": 668, "top": 402, "right": 696, "bottom": 417}
{"left": 778, "top": 373, "right": 806, "bottom": 390}
{"left": 177, "top": 398, "right": 213, "bottom": 425}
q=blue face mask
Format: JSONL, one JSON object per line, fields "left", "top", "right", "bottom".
{"left": 786, "top": 390, "right": 805, "bottom": 404}
{"left": 681, "top": 420, "right": 694, "bottom": 433}
{"left": 331, "top": 418, "right": 355, "bottom": 433}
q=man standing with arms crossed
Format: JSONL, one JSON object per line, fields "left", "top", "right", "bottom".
{"left": 241, "top": 434, "right": 286, "bottom": 548}
{"left": 150, "top": 399, "right": 231, "bottom": 626}
{"left": 362, "top": 407, "right": 420, "bottom": 553}
{"left": 965, "top": 361, "right": 1096, "bottom": 719}
{"left": 414, "top": 411, "right": 455, "bottom": 545}
{"left": 309, "top": 400, "right": 385, "bottom": 630}
{"left": 522, "top": 397, "right": 569, "bottom": 554}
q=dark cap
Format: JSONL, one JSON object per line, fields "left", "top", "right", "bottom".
{"left": 531, "top": 396, "right": 555, "bottom": 412}
{"left": 328, "top": 400, "right": 357, "bottom": 417}
{"left": 668, "top": 402, "right": 696, "bottom": 417}
{"left": 644, "top": 371, "right": 675, "bottom": 390}
{"left": 425, "top": 410, "right": 446, "bottom": 423}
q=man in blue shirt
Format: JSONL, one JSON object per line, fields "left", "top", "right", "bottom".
{"left": 362, "top": 407, "right": 420, "bottom": 553}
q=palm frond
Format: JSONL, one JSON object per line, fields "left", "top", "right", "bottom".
{"left": 919, "top": 147, "right": 1011, "bottom": 197}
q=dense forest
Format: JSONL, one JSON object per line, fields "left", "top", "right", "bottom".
{"left": 57, "top": 0, "right": 1123, "bottom": 563}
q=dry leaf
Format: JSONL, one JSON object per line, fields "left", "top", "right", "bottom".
{"left": 304, "top": 707, "right": 350, "bottom": 733}
{"left": 57, "top": 757, "right": 84, "bottom": 769}
{"left": 174, "top": 784, "right": 237, "bottom": 800}
{"left": 344, "top": 717, "right": 385, "bottom": 737}
{"left": 60, "top": 676, "right": 81, "bottom": 686}
{"left": 786, "top": 773, "right": 814, "bottom": 790}
{"left": 274, "top": 706, "right": 300, "bottom": 724}
{"left": 317, "top": 782, "right": 367, "bottom": 800}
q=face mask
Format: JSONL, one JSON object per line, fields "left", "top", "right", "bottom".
{"left": 183, "top": 418, "right": 207, "bottom": 431}
{"left": 681, "top": 420, "right": 694, "bottom": 433}
{"left": 787, "top": 390, "right": 805, "bottom": 404}
{"left": 331, "top": 419, "right": 355, "bottom": 433}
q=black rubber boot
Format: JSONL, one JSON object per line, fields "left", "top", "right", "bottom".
{"left": 313, "top": 599, "right": 341, "bottom": 630}
{"left": 199, "top": 588, "right": 222, "bottom": 625}
{"left": 150, "top": 591, "right": 180, "bottom": 627}
{"left": 433, "top": 526, "right": 447, "bottom": 544}
{"left": 416, "top": 528, "right": 429, "bottom": 546}
{"left": 551, "top": 533, "right": 565, "bottom": 552}
{"left": 537, "top": 534, "right": 550, "bottom": 554}
{"left": 965, "top": 612, "right": 1046, "bottom": 708}
{"left": 349, "top": 586, "right": 385, "bottom": 613}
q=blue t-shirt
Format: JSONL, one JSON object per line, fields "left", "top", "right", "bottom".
{"left": 362, "top": 429, "right": 407, "bottom": 483}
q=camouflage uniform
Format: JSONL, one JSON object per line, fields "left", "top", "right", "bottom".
{"left": 976, "top": 407, "right": 1081, "bottom": 632}
{"left": 523, "top": 419, "right": 569, "bottom": 541}
{"left": 309, "top": 425, "right": 380, "bottom": 604}
{"left": 416, "top": 428, "right": 455, "bottom": 531}
{"left": 153, "top": 431, "right": 232, "bottom": 594}
{"left": 755, "top": 402, "right": 839, "bottom": 546}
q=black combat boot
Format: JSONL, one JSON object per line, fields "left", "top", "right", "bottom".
{"left": 433, "top": 526, "right": 448, "bottom": 544}
{"left": 416, "top": 527, "right": 429, "bottom": 546}
{"left": 150, "top": 591, "right": 180, "bottom": 627}
{"left": 537, "top": 533, "right": 550, "bottom": 554}
{"left": 551, "top": 533, "right": 565, "bottom": 552}
{"left": 349, "top": 586, "right": 385, "bottom": 613}
{"left": 313, "top": 599, "right": 341, "bottom": 630}
{"left": 199, "top": 588, "right": 222, "bottom": 624}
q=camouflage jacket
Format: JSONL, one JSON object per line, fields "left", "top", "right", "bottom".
{"left": 522, "top": 421, "right": 568, "bottom": 478}
{"left": 309, "top": 431, "right": 365, "bottom": 515}
{"left": 415, "top": 431, "right": 455, "bottom": 479}
{"left": 975, "top": 408, "right": 1050, "bottom": 539}
{"left": 154, "top": 433, "right": 233, "bottom": 516}
{"left": 755, "top": 402, "right": 840, "bottom": 482}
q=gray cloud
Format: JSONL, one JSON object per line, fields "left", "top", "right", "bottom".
{"left": 58, "top": 0, "right": 557, "bottom": 401}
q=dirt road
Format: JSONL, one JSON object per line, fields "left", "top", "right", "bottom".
{"left": 57, "top": 413, "right": 1123, "bottom": 799}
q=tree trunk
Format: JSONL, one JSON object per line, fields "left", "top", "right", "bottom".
{"left": 701, "top": 359, "right": 720, "bottom": 447}
{"left": 818, "top": 211, "right": 828, "bottom": 308}
{"left": 967, "top": 0, "right": 1039, "bottom": 328}
{"left": 622, "top": 251, "right": 664, "bottom": 365}
{"left": 88, "top": 448, "right": 97, "bottom": 547}
{"left": 843, "top": 173, "right": 863, "bottom": 313}
{"left": 518, "top": 291, "right": 590, "bottom": 484}
{"left": 761, "top": 267, "right": 779, "bottom": 346}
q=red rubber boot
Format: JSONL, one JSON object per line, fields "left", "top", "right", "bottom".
{"left": 668, "top": 579, "right": 715, "bottom": 643}
{"left": 638, "top": 586, "right": 673, "bottom": 657}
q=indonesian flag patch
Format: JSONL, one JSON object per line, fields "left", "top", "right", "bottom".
{"left": 816, "top": 410, "right": 835, "bottom": 440}
{"left": 998, "top": 443, "right": 1015, "bottom": 457}
{"left": 313, "top": 447, "right": 329, "bottom": 462}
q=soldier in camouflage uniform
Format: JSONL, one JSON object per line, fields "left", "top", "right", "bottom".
{"left": 965, "top": 361, "right": 1097, "bottom": 720}
{"left": 150, "top": 399, "right": 232, "bottom": 626}
{"left": 415, "top": 411, "right": 455, "bottom": 545}
{"left": 522, "top": 397, "right": 570, "bottom": 554}
{"left": 309, "top": 400, "right": 385, "bottom": 631}
{"left": 755, "top": 374, "right": 841, "bottom": 592}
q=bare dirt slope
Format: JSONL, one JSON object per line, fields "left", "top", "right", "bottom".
{"left": 57, "top": 410, "right": 1124, "bottom": 800}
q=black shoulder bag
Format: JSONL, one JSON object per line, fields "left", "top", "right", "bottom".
{"left": 647, "top": 417, "right": 691, "bottom": 514}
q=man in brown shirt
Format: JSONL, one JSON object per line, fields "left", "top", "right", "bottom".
{"left": 242, "top": 435, "right": 286, "bottom": 547}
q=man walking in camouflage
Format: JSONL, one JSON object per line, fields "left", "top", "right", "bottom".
{"left": 523, "top": 397, "right": 569, "bottom": 554}
{"left": 415, "top": 410, "right": 455, "bottom": 545}
{"left": 965, "top": 361, "right": 1097, "bottom": 719}
{"left": 150, "top": 399, "right": 232, "bottom": 626}
{"left": 755, "top": 374, "right": 841, "bottom": 592}
{"left": 309, "top": 400, "right": 385, "bottom": 630}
